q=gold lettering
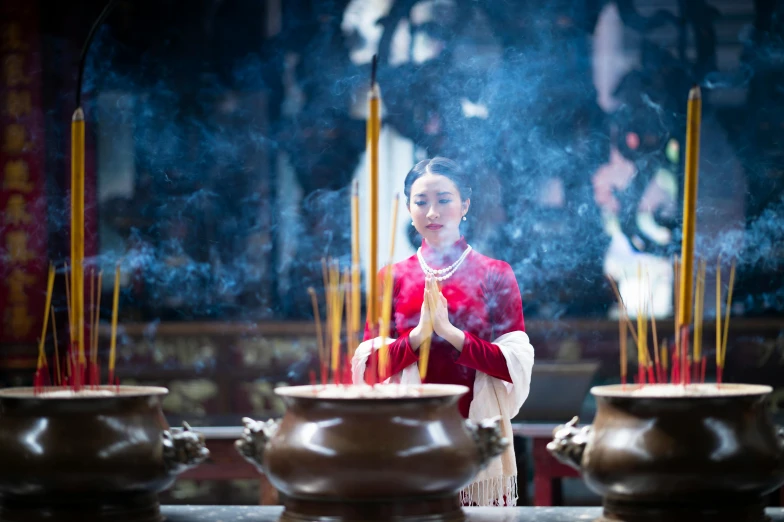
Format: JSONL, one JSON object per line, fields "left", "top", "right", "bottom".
{"left": 4, "top": 194, "right": 32, "bottom": 225}
{"left": 1, "top": 23, "right": 28, "bottom": 52}
{"left": 6, "top": 90, "right": 32, "bottom": 118}
{"left": 6, "top": 268, "right": 35, "bottom": 304}
{"left": 3, "top": 160, "right": 33, "bottom": 192}
{"left": 5, "top": 230, "right": 33, "bottom": 263}
{"left": 5, "top": 304, "right": 34, "bottom": 338}
{"left": 3, "top": 55, "right": 29, "bottom": 87}
{"left": 4, "top": 123, "right": 29, "bottom": 153}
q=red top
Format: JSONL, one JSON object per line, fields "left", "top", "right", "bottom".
{"left": 363, "top": 237, "right": 525, "bottom": 418}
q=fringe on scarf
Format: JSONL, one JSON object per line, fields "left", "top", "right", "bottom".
{"left": 459, "top": 475, "right": 518, "bottom": 507}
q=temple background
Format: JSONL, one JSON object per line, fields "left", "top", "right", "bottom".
{"left": 1, "top": 0, "right": 784, "bottom": 506}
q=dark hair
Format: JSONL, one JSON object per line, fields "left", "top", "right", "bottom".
{"left": 403, "top": 157, "right": 473, "bottom": 205}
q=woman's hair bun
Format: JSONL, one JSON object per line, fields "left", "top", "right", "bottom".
{"left": 403, "top": 156, "right": 473, "bottom": 203}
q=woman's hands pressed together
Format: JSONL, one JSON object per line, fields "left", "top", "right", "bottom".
{"left": 409, "top": 283, "right": 433, "bottom": 349}
{"left": 410, "top": 275, "right": 465, "bottom": 351}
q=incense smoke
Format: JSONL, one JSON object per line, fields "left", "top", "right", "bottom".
{"left": 24, "top": 1, "right": 782, "bottom": 385}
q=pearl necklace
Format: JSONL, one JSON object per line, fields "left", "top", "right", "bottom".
{"left": 416, "top": 245, "right": 472, "bottom": 281}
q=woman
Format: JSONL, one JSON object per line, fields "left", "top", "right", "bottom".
{"left": 351, "top": 157, "right": 535, "bottom": 507}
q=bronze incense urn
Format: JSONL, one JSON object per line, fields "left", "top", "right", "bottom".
{"left": 0, "top": 386, "right": 209, "bottom": 522}
{"left": 235, "top": 383, "right": 508, "bottom": 522}
{"left": 547, "top": 383, "right": 784, "bottom": 522}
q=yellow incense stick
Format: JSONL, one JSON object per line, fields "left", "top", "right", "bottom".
{"left": 677, "top": 86, "right": 702, "bottom": 331}
{"left": 641, "top": 300, "right": 649, "bottom": 369}
{"left": 64, "top": 262, "right": 73, "bottom": 344}
{"left": 648, "top": 273, "right": 659, "bottom": 372}
{"left": 51, "top": 306, "right": 61, "bottom": 385}
{"left": 636, "top": 264, "right": 645, "bottom": 371}
{"left": 109, "top": 263, "right": 121, "bottom": 378}
{"left": 351, "top": 181, "right": 361, "bottom": 354}
{"left": 378, "top": 194, "right": 400, "bottom": 377}
{"left": 366, "top": 68, "right": 381, "bottom": 332}
{"left": 71, "top": 109, "right": 86, "bottom": 364}
{"left": 89, "top": 268, "right": 94, "bottom": 366}
{"left": 693, "top": 260, "right": 706, "bottom": 363}
{"left": 308, "top": 288, "right": 326, "bottom": 376}
{"left": 606, "top": 275, "right": 639, "bottom": 346}
{"left": 378, "top": 266, "right": 394, "bottom": 376}
{"left": 344, "top": 267, "right": 354, "bottom": 362}
{"left": 673, "top": 255, "right": 681, "bottom": 365}
{"left": 321, "top": 258, "right": 331, "bottom": 359}
{"left": 716, "top": 256, "right": 722, "bottom": 370}
{"left": 619, "top": 307, "right": 627, "bottom": 383}
{"left": 661, "top": 339, "right": 668, "bottom": 373}
{"left": 350, "top": 265, "right": 360, "bottom": 356}
{"left": 91, "top": 269, "right": 102, "bottom": 366}
{"left": 720, "top": 259, "right": 736, "bottom": 367}
{"left": 419, "top": 278, "right": 437, "bottom": 381}
{"left": 36, "top": 263, "right": 56, "bottom": 371}
{"left": 330, "top": 262, "right": 344, "bottom": 376}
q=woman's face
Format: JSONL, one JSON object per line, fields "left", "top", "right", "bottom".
{"left": 408, "top": 173, "right": 470, "bottom": 248}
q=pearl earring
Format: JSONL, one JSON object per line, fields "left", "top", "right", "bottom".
{"left": 462, "top": 215, "right": 467, "bottom": 221}
{"left": 411, "top": 221, "right": 415, "bottom": 226}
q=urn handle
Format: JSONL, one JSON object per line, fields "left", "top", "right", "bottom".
{"left": 234, "top": 417, "right": 281, "bottom": 474}
{"left": 465, "top": 416, "right": 509, "bottom": 470}
{"left": 546, "top": 416, "right": 591, "bottom": 471}
{"left": 162, "top": 421, "right": 210, "bottom": 474}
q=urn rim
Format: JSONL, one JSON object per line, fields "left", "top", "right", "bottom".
{"left": 274, "top": 383, "right": 470, "bottom": 400}
{"left": 591, "top": 382, "right": 773, "bottom": 399}
{"left": 0, "top": 385, "right": 169, "bottom": 400}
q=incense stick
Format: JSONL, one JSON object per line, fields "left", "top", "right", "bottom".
{"left": 308, "top": 287, "right": 326, "bottom": 383}
{"left": 619, "top": 307, "right": 627, "bottom": 386}
{"left": 329, "top": 261, "right": 344, "bottom": 383}
{"left": 36, "top": 264, "right": 55, "bottom": 366}
{"left": 677, "top": 86, "right": 701, "bottom": 330}
{"left": 64, "top": 262, "right": 73, "bottom": 346}
{"left": 35, "top": 263, "right": 56, "bottom": 388}
{"left": 91, "top": 269, "right": 102, "bottom": 386}
{"left": 648, "top": 280, "right": 660, "bottom": 383}
{"left": 693, "top": 260, "right": 706, "bottom": 381}
{"left": 351, "top": 181, "right": 361, "bottom": 357}
{"left": 51, "top": 305, "right": 61, "bottom": 386}
{"left": 720, "top": 258, "right": 736, "bottom": 370}
{"left": 89, "top": 267, "right": 95, "bottom": 370}
{"left": 91, "top": 269, "right": 102, "bottom": 369}
{"left": 344, "top": 267, "right": 354, "bottom": 363}
{"left": 366, "top": 55, "right": 381, "bottom": 333}
{"left": 378, "top": 265, "right": 394, "bottom": 378}
{"left": 343, "top": 267, "right": 353, "bottom": 382}
{"left": 71, "top": 109, "right": 86, "bottom": 369}
{"left": 606, "top": 275, "right": 639, "bottom": 347}
{"left": 109, "top": 262, "right": 121, "bottom": 384}
{"left": 673, "top": 255, "right": 681, "bottom": 377}
{"left": 377, "top": 194, "right": 400, "bottom": 379}
{"left": 661, "top": 338, "right": 668, "bottom": 381}
{"left": 419, "top": 278, "right": 437, "bottom": 382}
{"left": 637, "top": 274, "right": 644, "bottom": 383}
{"left": 716, "top": 256, "right": 722, "bottom": 384}
{"left": 321, "top": 258, "right": 331, "bottom": 370}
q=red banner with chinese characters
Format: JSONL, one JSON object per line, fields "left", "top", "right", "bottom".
{"left": 0, "top": 1, "right": 48, "bottom": 346}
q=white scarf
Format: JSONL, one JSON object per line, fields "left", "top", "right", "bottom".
{"left": 351, "top": 331, "right": 534, "bottom": 506}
